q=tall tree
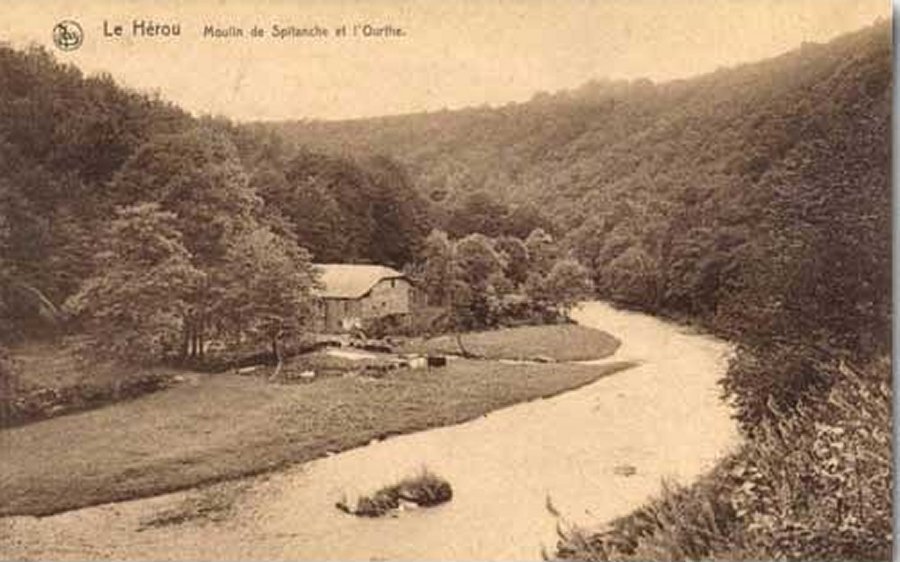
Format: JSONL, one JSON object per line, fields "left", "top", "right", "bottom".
{"left": 107, "top": 127, "right": 259, "bottom": 266}
{"left": 451, "top": 233, "right": 507, "bottom": 330}
{"left": 107, "top": 127, "right": 261, "bottom": 354}
{"left": 281, "top": 150, "right": 377, "bottom": 262}
{"left": 524, "top": 228, "right": 558, "bottom": 276}
{"left": 65, "top": 203, "right": 203, "bottom": 363}
{"left": 446, "top": 191, "right": 510, "bottom": 237}
{"left": 494, "top": 235, "right": 530, "bottom": 288}
{"left": 419, "top": 229, "right": 455, "bottom": 306}
{"left": 217, "top": 227, "right": 320, "bottom": 374}
{"left": 365, "top": 155, "right": 433, "bottom": 267}
{"left": 542, "top": 258, "right": 595, "bottom": 314}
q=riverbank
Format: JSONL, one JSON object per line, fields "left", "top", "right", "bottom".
{"left": 402, "top": 324, "right": 620, "bottom": 361}
{"left": 1, "top": 341, "right": 189, "bottom": 427}
{"left": 0, "top": 302, "right": 738, "bottom": 561}
{"left": 0, "top": 356, "right": 634, "bottom": 517}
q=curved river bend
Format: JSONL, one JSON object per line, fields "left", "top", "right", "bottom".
{"left": 1, "top": 302, "right": 739, "bottom": 560}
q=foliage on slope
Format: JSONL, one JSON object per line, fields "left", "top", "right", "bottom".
{"left": 276, "top": 23, "right": 891, "bottom": 358}
{"left": 0, "top": 46, "right": 432, "bottom": 356}
{"left": 555, "top": 357, "right": 891, "bottom": 561}
{"left": 276, "top": 22, "right": 893, "bottom": 561}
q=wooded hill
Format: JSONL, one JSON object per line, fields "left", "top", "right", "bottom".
{"left": 274, "top": 22, "right": 891, "bottom": 356}
{"left": 0, "top": 45, "right": 432, "bottom": 350}
{"left": 0, "top": 19, "right": 891, "bottom": 561}
{"left": 274, "top": 22, "right": 892, "bottom": 560}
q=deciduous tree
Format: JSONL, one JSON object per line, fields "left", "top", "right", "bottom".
{"left": 65, "top": 203, "right": 203, "bottom": 363}
{"left": 217, "top": 227, "right": 319, "bottom": 374}
{"left": 543, "top": 258, "right": 594, "bottom": 314}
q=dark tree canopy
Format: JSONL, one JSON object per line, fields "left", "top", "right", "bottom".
{"left": 280, "top": 22, "right": 891, "bottom": 358}
{"left": 0, "top": 45, "right": 436, "bottom": 347}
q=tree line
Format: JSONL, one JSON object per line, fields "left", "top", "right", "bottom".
{"left": 0, "top": 20, "right": 891, "bottom": 559}
{"left": 279, "top": 21, "right": 891, "bottom": 420}
{"left": 413, "top": 228, "right": 592, "bottom": 332}
{"left": 279, "top": 22, "right": 891, "bottom": 360}
{"left": 0, "top": 44, "right": 573, "bottom": 367}
{"left": 0, "top": 45, "right": 434, "bottom": 367}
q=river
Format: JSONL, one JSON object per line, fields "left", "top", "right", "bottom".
{"left": 0, "top": 302, "right": 739, "bottom": 560}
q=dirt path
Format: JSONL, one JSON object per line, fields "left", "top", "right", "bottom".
{"left": 0, "top": 302, "right": 739, "bottom": 560}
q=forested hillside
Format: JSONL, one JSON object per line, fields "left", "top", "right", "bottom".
{"left": 0, "top": 46, "right": 431, "bottom": 349}
{"left": 276, "top": 21, "right": 890, "bottom": 353}
{"left": 0, "top": 18, "right": 891, "bottom": 561}
{"left": 276, "top": 21, "right": 892, "bottom": 561}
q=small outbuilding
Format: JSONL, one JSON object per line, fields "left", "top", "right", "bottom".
{"left": 313, "top": 264, "right": 416, "bottom": 333}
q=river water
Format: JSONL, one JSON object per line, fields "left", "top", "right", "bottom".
{"left": 0, "top": 302, "right": 739, "bottom": 560}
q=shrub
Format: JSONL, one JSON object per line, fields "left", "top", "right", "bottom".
{"left": 555, "top": 354, "right": 892, "bottom": 561}
{"left": 730, "top": 357, "right": 892, "bottom": 561}
{"left": 722, "top": 343, "right": 834, "bottom": 435}
{"left": 336, "top": 469, "right": 453, "bottom": 518}
{"left": 554, "top": 468, "right": 742, "bottom": 561}
{"left": 394, "top": 469, "right": 454, "bottom": 507}
{"left": 363, "top": 312, "right": 415, "bottom": 338}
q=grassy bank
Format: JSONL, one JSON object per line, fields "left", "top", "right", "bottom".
{"left": 0, "top": 358, "right": 634, "bottom": 517}
{"left": 555, "top": 355, "right": 892, "bottom": 561}
{"left": 402, "top": 324, "right": 620, "bottom": 362}
{"left": 2, "top": 342, "right": 189, "bottom": 427}
{"left": 8, "top": 341, "right": 176, "bottom": 390}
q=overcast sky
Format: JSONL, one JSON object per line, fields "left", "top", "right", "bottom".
{"left": 0, "top": 0, "right": 889, "bottom": 121}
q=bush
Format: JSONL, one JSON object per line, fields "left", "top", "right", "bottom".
{"left": 394, "top": 470, "right": 454, "bottom": 507}
{"left": 722, "top": 344, "right": 834, "bottom": 435}
{"left": 555, "top": 354, "right": 892, "bottom": 561}
{"left": 730, "top": 357, "right": 892, "bottom": 561}
{"left": 363, "top": 313, "right": 415, "bottom": 338}
{"left": 336, "top": 469, "right": 453, "bottom": 517}
{"left": 554, "top": 467, "right": 742, "bottom": 561}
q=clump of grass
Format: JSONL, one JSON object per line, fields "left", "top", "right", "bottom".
{"left": 336, "top": 468, "right": 453, "bottom": 518}
{"left": 550, "top": 472, "right": 740, "bottom": 561}
{"left": 139, "top": 482, "right": 248, "bottom": 530}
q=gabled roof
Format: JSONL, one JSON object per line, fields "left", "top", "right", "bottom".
{"left": 314, "top": 263, "right": 406, "bottom": 299}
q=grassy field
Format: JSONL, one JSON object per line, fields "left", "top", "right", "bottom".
{"left": 0, "top": 358, "right": 634, "bottom": 517}
{"left": 8, "top": 341, "right": 176, "bottom": 391}
{"left": 401, "top": 324, "right": 620, "bottom": 362}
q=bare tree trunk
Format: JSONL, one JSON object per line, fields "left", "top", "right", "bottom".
{"left": 180, "top": 318, "right": 190, "bottom": 360}
{"left": 189, "top": 327, "right": 197, "bottom": 358}
{"left": 270, "top": 335, "right": 283, "bottom": 381}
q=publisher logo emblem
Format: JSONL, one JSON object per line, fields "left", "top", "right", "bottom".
{"left": 53, "top": 20, "right": 84, "bottom": 51}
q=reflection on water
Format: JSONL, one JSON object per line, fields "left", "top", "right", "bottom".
{"left": 1, "top": 302, "right": 739, "bottom": 561}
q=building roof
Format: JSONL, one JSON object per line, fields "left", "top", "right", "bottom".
{"left": 314, "top": 263, "right": 406, "bottom": 300}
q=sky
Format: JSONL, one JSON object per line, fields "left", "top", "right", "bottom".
{"left": 0, "top": 0, "right": 890, "bottom": 121}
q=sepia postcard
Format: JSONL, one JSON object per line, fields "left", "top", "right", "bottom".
{"left": 0, "top": 1, "right": 893, "bottom": 560}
